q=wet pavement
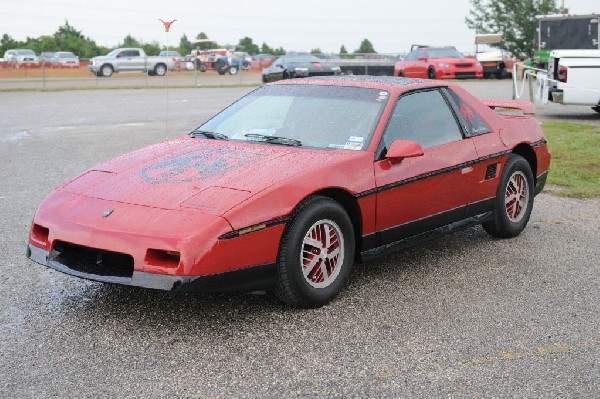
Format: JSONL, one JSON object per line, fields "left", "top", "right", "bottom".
{"left": 0, "top": 82, "right": 598, "bottom": 397}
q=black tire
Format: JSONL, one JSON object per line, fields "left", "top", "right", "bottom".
{"left": 274, "top": 196, "right": 355, "bottom": 308}
{"left": 100, "top": 64, "right": 113, "bottom": 77}
{"left": 483, "top": 155, "right": 534, "bottom": 238}
{"left": 154, "top": 63, "right": 167, "bottom": 76}
{"left": 495, "top": 69, "right": 508, "bottom": 79}
{"left": 428, "top": 66, "right": 436, "bottom": 79}
{"left": 217, "top": 67, "right": 226, "bottom": 75}
{"left": 283, "top": 70, "right": 290, "bottom": 79}
{"left": 592, "top": 106, "right": 600, "bottom": 114}
{"left": 147, "top": 70, "right": 156, "bottom": 76}
{"left": 262, "top": 74, "right": 268, "bottom": 83}
{"left": 199, "top": 63, "right": 207, "bottom": 73}
{"left": 397, "top": 71, "right": 404, "bottom": 77}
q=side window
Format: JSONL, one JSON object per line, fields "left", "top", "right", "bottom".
{"left": 383, "top": 90, "right": 463, "bottom": 149}
{"left": 416, "top": 50, "right": 426, "bottom": 59}
{"left": 405, "top": 51, "right": 417, "bottom": 61}
{"left": 443, "top": 88, "right": 492, "bottom": 136}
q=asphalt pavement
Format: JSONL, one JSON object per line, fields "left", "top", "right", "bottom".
{"left": 0, "top": 81, "right": 598, "bottom": 397}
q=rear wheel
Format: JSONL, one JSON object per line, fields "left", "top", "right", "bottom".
{"left": 154, "top": 63, "right": 167, "bottom": 76}
{"left": 274, "top": 196, "right": 355, "bottom": 308}
{"left": 483, "top": 155, "right": 534, "bottom": 238}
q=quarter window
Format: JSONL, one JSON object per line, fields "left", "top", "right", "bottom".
{"left": 443, "top": 88, "right": 492, "bottom": 136}
{"left": 383, "top": 90, "right": 463, "bottom": 149}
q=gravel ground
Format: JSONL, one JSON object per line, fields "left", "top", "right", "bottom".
{"left": 0, "top": 82, "right": 598, "bottom": 397}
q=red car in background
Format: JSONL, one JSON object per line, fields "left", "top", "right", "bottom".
{"left": 27, "top": 76, "right": 549, "bottom": 308}
{"left": 395, "top": 46, "right": 483, "bottom": 79}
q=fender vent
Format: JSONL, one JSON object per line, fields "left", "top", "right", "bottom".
{"left": 485, "top": 164, "right": 498, "bottom": 180}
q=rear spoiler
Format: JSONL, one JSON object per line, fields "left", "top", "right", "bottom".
{"left": 482, "top": 99, "right": 536, "bottom": 115}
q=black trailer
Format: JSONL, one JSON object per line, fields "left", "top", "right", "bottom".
{"left": 537, "top": 14, "right": 599, "bottom": 50}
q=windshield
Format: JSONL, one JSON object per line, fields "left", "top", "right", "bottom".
{"left": 107, "top": 49, "right": 121, "bottom": 57}
{"left": 198, "top": 84, "right": 388, "bottom": 150}
{"left": 17, "top": 50, "right": 35, "bottom": 56}
{"left": 285, "top": 55, "right": 322, "bottom": 63}
{"left": 428, "top": 48, "right": 464, "bottom": 59}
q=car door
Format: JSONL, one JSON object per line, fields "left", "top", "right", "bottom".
{"left": 373, "top": 88, "right": 479, "bottom": 246}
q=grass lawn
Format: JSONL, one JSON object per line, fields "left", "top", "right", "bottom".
{"left": 541, "top": 121, "right": 600, "bottom": 198}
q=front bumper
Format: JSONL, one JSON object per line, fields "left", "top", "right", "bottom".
{"left": 28, "top": 243, "right": 276, "bottom": 293}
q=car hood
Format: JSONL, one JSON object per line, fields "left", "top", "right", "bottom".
{"left": 60, "top": 137, "right": 354, "bottom": 215}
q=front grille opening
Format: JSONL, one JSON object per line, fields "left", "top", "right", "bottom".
{"left": 30, "top": 224, "right": 50, "bottom": 249}
{"left": 145, "top": 249, "right": 180, "bottom": 269}
{"left": 50, "top": 241, "right": 134, "bottom": 278}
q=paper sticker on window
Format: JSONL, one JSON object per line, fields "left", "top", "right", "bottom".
{"left": 348, "top": 136, "right": 365, "bottom": 143}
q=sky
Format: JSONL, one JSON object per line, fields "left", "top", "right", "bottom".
{"left": 2, "top": 0, "right": 598, "bottom": 54}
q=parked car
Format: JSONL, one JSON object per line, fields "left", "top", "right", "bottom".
{"left": 159, "top": 50, "right": 184, "bottom": 70}
{"left": 88, "top": 48, "right": 175, "bottom": 77}
{"left": 40, "top": 52, "right": 55, "bottom": 63}
{"left": 3, "top": 49, "right": 39, "bottom": 65}
{"left": 27, "top": 76, "right": 550, "bottom": 308}
{"left": 50, "top": 52, "right": 80, "bottom": 68}
{"left": 262, "top": 55, "right": 342, "bottom": 82}
{"left": 476, "top": 49, "right": 515, "bottom": 79}
{"left": 395, "top": 46, "right": 483, "bottom": 79}
{"left": 544, "top": 49, "right": 600, "bottom": 112}
{"left": 3, "top": 50, "right": 16, "bottom": 62}
{"left": 251, "top": 53, "right": 275, "bottom": 69}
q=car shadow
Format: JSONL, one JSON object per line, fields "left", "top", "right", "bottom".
{"left": 40, "top": 225, "right": 494, "bottom": 331}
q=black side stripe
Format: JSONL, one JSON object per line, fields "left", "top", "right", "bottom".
{"left": 356, "top": 150, "right": 512, "bottom": 199}
{"left": 219, "top": 216, "right": 289, "bottom": 240}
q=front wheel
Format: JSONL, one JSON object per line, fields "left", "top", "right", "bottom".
{"left": 428, "top": 66, "right": 436, "bottom": 79}
{"left": 483, "top": 155, "right": 534, "bottom": 238}
{"left": 100, "top": 64, "right": 113, "bottom": 77}
{"left": 229, "top": 65, "right": 238, "bottom": 75}
{"left": 274, "top": 196, "right": 355, "bottom": 308}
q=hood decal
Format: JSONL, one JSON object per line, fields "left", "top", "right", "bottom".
{"left": 140, "top": 146, "right": 266, "bottom": 184}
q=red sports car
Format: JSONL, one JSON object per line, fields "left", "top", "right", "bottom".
{"left": 27, "top": 76, "right": 550, "bottom": 308}
{"left": 395, "top": 47, "right": 483, "bottom": 79}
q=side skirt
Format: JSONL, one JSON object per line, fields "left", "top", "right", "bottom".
{"left": 359, "top": 212, "right": 493, "bottom": 262}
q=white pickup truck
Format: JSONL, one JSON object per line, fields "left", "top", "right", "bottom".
{"left": 88, "top": 48, "right": 176, "bottom": 77}
{"left": 546, "top": 49, "right": 600, "bottom": 113}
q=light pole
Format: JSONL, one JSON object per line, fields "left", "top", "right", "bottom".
{"left": 159, "top": 19, "right": 176, "bottom": 136}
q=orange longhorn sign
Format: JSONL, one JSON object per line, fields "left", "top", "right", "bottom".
{"left": 159, "top": 19, "right": 177, "bottom": 32}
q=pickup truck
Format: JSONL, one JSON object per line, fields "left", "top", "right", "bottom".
{"left": 545, "top": 49, "right": 600, "bottom": 113}
{"left": 88, "top": 48, "right": 175, "bottom": 77}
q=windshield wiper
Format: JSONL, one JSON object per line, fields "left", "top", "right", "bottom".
{"left": 189, "top": 129, "right": 229, "bottom": 140}
{"left": 244, "top": 133, "right": 302, "bottom": 147}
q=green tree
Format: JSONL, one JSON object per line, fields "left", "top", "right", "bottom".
{"left": 238, "top": 36, "right": 259, "bottom": 55}
{"left": 272, "top": 47, "right": 286, "bottom": 56}
{"left": 354, "top": 39, "right": 376, "bottom": 54}
{"left": 194, "top": 32, "right": 216, "bottom": 50}
{"left": 0, "top": 34, "right": 19, "bottom": 54}
{"left": 121, "top": 34, "right": 141, "bottom": 48}
{"left": 310, "top": 48, "right": 322, "bottom": 54}
{"left": 179, "top": 34, "right": 193, "bottom": 55}
{"left": 465, "top": 0, "right": 559, "bottom": 58}
{"left": 261, "top": 42, "right": 274, "bottom": 54}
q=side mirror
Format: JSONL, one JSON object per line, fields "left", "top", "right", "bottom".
{"left": 386, "top": 140, "right": 424, "bottom": 160}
